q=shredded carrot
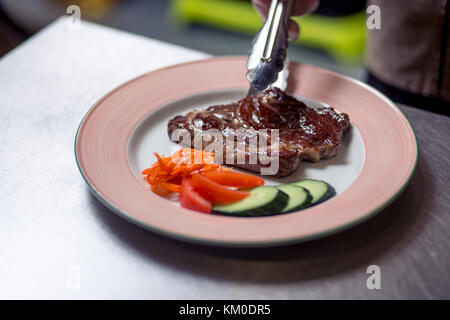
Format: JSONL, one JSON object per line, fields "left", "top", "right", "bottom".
{"left": 142, "top": 148, "right": 225, "bottom": 195}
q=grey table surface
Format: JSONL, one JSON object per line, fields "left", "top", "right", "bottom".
{"left": 0, "top": 18, "right": 449, "bottom": 300}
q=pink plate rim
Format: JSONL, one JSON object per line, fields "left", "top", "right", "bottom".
{"left": 75, "top": 56, "right": 418, "bottom": 247}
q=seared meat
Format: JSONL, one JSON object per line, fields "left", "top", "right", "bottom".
{"left": 167, "top": 88, "right": 350, "bottom": 176}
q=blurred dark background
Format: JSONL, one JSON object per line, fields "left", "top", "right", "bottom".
{"left": 0, "top": 0, "right": 367, "bottom": 78}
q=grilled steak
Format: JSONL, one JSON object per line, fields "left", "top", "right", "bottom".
{"left": 167, "top": 88, "right": 350, "bottom": 176}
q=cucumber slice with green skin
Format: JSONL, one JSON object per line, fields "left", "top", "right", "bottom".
{"left": 276, "top": 184, "right": 312, "bottom": 213}
{"left": 213, "top": 186, "right": 288, "bottom": 217}
{"left": 290, "top": 179, "right": 336, "bottom": 205}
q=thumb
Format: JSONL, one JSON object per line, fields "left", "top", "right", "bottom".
{"left": 288, "top": 19, "right": 300, "bottom": 41}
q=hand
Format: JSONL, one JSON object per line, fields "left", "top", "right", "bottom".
{"left": 252, "top": 0, "right": 320, "bottom": 41}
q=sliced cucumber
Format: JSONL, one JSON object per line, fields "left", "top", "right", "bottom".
{"left": 291, "top": 179, "right": 336, "bottom": 205}
{"left": 276, "top": 184, "right": 312, "bottom": 213}
{"left": 213, "top": 186, "right": 288, "bottom": 217}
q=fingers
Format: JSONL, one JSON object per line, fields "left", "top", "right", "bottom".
{"left": 291, "top": 0, "right": 320, "bottom": 16}
{"left": 253, "top": 0, "right": 319, "bottom": 17}
{"left": 253, "top": 0, "right": 270, "bottom": 20}
{"left": 252, "top": 0, "right": 319, "bottom": 41}
{"left": 288, "top": 19, "right": 300, "bottom": 41}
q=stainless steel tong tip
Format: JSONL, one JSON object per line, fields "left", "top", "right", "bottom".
{"left": 246, "top": 0, "right": 292, "bottom": 95}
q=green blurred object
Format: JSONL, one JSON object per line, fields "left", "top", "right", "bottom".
{"left": 169, "top": 0, "right": 366, "bottom": 64}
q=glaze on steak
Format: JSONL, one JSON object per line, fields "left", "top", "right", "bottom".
{"left": 167, "top": 88, "right": 350, "bottom": 176}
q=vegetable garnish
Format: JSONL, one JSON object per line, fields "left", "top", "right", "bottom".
{"left": 213, "top": 179, "right": 337, "bottom": 217}
{"left": 142, "top": 148, "right": 225, "bottom": 195}
{"left": 180, "top": 178, "right": 212, "bottom": 213}
{"left": 202, "top": 171, "right": 265, "bottom": 188}
{"left": 142, "top": 148, "right": 265, "bottom": 213}
{"left": 190, "top": 174, "right": 249, "bottom": 204}
{"left": 142, "top": 152, "right": 336, "bottom": 216}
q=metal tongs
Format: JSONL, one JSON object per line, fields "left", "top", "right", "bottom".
{"left": 247, "top": 0, "right": 293, "bottom": 96}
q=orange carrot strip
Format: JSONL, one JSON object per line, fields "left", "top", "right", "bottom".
{"left": 161, "top": 182, "right": 182, "bottom": 193}
{"left": 151, "top": 183, "right": 170, "bottom": 196}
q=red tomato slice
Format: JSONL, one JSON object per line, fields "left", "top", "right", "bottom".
{"left": 180, "top": 178, "right": 211, "bottom": 213}
{"left": 202, "top": 170, "right": 265, "bottom": 188}
{"left": 190, "top": 174, "right": 249, "bottom": 204}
